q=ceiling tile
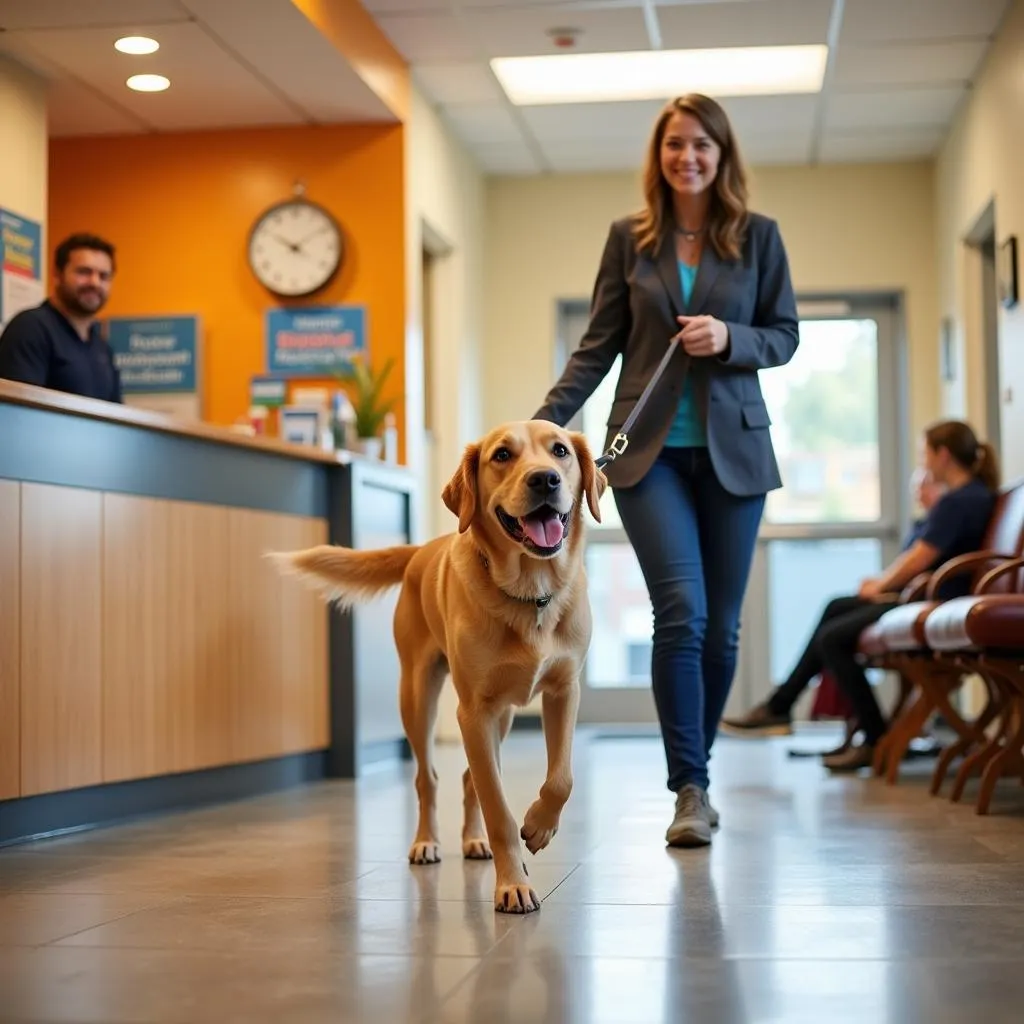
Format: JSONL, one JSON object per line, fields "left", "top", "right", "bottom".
{"left": 658, "top": 0, "right": 833, "bottom": 49}
{"left": 413, "top": 63, "right": 505, "bottom": 106}
{"left": 826, "top": 85, "right": 966, "bottom": 130}
{"left": 459, "top": 5, "right": 652, "bottom": 58}
{"left": 442, "top": 102, "right": 527, "bottom": 146}
{"left": 839, "top": 0, "right": 1011, "bottom": 43}
{"left": 715, "top": 94, "right": 819, "bottom": 136}
{"left": 832, "top": 39, "right": 990, "bottom": 88}
{"left": 374, "top": 12, "right": 479, "bottom": 62}
{"left": 469, "top": 141, "right": 544, "bottom": 176}
{"left": 0, "top": 0, "right": 187, "bottom": 30}
{"left": 519, "top": 100, "right": 665, "bottom": 144}
{"left": 819, "top": 129, "right": 946, "bottom": 162}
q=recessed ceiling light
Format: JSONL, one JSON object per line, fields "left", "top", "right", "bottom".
{"left": 127, "top": 74, "right": 170, "bottom": 93}
{"left": 115, "top": 36, "right": 160, "bottom": 55}
{"left": 490, "top": 44, "right": 829, "bottom": 105}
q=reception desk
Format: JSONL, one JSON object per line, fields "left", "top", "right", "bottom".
{"left": 0, "top": 380, "right": 416, "bottom": 845}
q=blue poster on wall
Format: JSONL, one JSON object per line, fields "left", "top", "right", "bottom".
{"left": 106, "top": 315, "right": 199, "bottom": 393}
{"left": 0, "top": 207, "right": 44, "bottom": 330}
{"left": 265, "top": 305, "right": 367, "bottom": 377}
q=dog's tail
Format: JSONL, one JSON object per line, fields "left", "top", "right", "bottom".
{"left": 266, "top": 543, "right": 420, "bottom": 608}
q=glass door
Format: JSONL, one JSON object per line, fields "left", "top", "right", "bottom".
{"left": 555, "top": 296, "right": 906, "bottom": 725}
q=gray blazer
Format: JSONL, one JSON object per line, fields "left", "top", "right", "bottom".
{"left": 534, "top": 211, "right": 800, "bottom": 495}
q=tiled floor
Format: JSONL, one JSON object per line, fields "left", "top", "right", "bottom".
{"left": 4, "top": 728, "right": 1024, "bottom": 1023}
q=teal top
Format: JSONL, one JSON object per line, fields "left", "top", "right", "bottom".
{"left": 663, "top": 260, "right": 708, "bottom": 448}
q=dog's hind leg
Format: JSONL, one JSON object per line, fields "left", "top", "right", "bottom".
{"left": 402, "top": 648, "right": 447, "bottom": 866}
{"left": 462, "top": 706, "right": 513, "bottom": 860}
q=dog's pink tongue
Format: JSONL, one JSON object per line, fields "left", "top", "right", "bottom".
{"left": 523, "top": 513, "right": 564, "bottom": 548}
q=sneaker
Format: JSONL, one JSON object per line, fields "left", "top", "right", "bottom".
{"left": 666, "top": 784, "right": 714, "bottom": 847}
{"left": 720, "top": 701, "right": 792, "bottom": 738}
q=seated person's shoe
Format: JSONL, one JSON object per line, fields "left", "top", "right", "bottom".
{"left": 823, "top": 743, "right": 875, "bottom": 773}
{"left": 721, "top": 701, "right": 792, "bottom": 737}
{"left": 666, "top": 784, "right": 714, "bottom": 847}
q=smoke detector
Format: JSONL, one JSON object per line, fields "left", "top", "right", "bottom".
{"left": 546, "top": 26, "right": 582, "bottom": 49}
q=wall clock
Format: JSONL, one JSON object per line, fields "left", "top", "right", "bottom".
{"left": 247, "top": 190, "right": 343, "bottom": 298}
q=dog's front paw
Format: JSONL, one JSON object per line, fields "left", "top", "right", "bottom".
{"left": 462, "top": 836, "right": 493, "bottom": 860}
{"left": 494, "top": 880, "right": 540, "bottom": 914}
{"left": 408, "top": 841, "right": 441, "bottom": 865}
{"left": 521, "top": 799, "right": 559, "bottom": 855}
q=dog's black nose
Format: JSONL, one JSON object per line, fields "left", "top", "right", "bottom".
{"left": 527, "top": 470, "right": 561, "bottom": 494}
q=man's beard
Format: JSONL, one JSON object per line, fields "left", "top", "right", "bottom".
{"left": 57, "top": 283, "right": 106, "bottom": 318}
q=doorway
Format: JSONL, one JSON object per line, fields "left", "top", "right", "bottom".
{"left": 554, "top": 294, "right": 907, "bottom": 725}
{"left": 965, "top": 201, "right": 1003, "bottom": 459}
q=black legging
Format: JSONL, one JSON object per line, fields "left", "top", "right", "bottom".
{"left": 766, "top": 596, "right": 897, "bottom": 743}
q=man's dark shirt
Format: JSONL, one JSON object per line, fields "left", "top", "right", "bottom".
{"left": 0, "top": 300, "right": 122, "bottom": 403}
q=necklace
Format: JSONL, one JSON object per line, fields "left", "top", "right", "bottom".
{"left": 675, "top": 223, "right": 705, "bottom": 242}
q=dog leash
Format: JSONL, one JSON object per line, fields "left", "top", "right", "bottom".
{"left": 593, "top": 335, "right": 682, "bottom": 470}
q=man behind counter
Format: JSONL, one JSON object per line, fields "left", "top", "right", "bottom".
{"left": 0, "top": 232, "right": 122, "bottom": 403}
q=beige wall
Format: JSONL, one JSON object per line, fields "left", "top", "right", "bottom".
{"left": 483, "top": 162, "right": 939, "bottom": 451}
{"left": 0, "top": 56, "right": 47, "bottom": 258}
{"left": 936, "top": 0, "right": 1024, "bottom": 483}
{"left": 404, "top": 85, "right": 486, "bottom": 545}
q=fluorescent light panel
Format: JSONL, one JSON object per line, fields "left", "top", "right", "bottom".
{"left": 491, "top": 45, "right": 828, "bottom": 106}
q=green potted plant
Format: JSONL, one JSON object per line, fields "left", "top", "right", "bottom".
{"left": 337, "top": 355, "right": 396, "bottom": 459}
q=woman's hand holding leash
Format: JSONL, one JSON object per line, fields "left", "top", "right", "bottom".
{"left": 675, "top": 315, "right": 730, "bottom": 357}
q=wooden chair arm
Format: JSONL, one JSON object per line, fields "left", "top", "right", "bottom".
{"left": 899, "top": 573, "right": 931, "bottom": 603}
{"left": 975, "top": 556, "right": 1024, "bottom": 594}
{"left": 925, "top": 551, "right": 1020, "bottom": 599}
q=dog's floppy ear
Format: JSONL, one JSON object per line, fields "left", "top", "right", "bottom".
{"left": 569, "top": 431, "right": 607, "bottom": 523}
{"left": 442, "top": 442, "right": 481, "bottom": 533}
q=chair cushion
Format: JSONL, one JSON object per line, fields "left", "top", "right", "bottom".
{"left": 924, "top": 595, "right": 1024, "bottom": 652}
{"left": 872, "top": 601, "right": 940, "bottom": 652}
{"left": 857, "top": 621, "right": 889, "bottom": 657}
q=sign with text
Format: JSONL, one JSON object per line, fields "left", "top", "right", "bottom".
{"left": 249, "top": 375, "right": 287, "bottom": 407}
{"left": 106, "top": 315, "right": 199, "bottom": 393}
{"left": 265, "top": 305, "right": 367, "bottom": 377}
{"left": 0, "top": 207, "right": 44, "bottom": 331}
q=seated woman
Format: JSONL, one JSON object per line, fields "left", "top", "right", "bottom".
{"left": 722, "top": 420, "right": 999, "bottom": 771}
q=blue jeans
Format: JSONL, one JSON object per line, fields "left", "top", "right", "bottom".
{"left": 613, "top": 447, "right": 765, "bottom": 793}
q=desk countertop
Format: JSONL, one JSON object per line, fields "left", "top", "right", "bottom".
{"left": 0, "top": 379, "right": 372, "bottom": 467}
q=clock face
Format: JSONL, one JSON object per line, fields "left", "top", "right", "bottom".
{"left": 247, "top": 199, "right": 343, "bottom": 297}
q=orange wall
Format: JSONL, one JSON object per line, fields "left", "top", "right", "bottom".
{"left": 48, "top": 123, "right": 406, "bottom": 448}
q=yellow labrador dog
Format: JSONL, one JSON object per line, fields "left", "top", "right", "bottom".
{"left": 272, "top": 419, "right": 605, "bottom": 913}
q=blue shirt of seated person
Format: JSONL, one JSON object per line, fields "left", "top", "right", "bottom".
{"left": 917, "top": 477, "right": 996, "bottom": 598}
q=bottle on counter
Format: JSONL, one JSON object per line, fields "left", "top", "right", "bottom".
{"left": 332, "top": 390, "right": 357, "bottom": 451}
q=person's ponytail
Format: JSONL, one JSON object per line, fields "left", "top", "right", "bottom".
{"left": 974, "top": 441, "right": 1001, "bottom": 492}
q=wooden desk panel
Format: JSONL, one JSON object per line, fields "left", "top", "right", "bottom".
{"left": 102, "top": 495, "right": 233, "bottom": 782}
{"left": 20, "top": 483, "right": 103, "bottom": 798}
{"left": 0, "top": 481, "right": 19, "bottom": 799}
{"left": 227, "top": 509, "right": 329, "bottom": 764}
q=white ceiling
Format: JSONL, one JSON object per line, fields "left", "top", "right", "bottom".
{"left": 0, "top": 0, "right": 397, "bottom": 135}
{"left": 0, "top": 0, "right": 1011, "bottom": 175}
{"left": 366, "top": 0, "right": 1011, "bottom": 173}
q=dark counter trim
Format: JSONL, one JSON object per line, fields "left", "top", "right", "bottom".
{"left": 2, "top": 400, "right": 328, "bottom": 517}
{"left": 0, "top": 752, "right": 328, "bottom": 847}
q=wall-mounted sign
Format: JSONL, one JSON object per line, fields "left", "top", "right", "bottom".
{"left": 106, "top": 315, "right": 199, "bottom": 393}
{"left": 265, "top": 305, "right": 366, "bottom": 377}
{"left": 0, "top": 207, "right": 44, "bottom": 331}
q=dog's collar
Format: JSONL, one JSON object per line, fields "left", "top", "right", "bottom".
{"left": 477, "top": 551, "right": 553, "bottom": 610}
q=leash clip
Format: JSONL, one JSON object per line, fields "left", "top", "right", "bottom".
{"left": 595, "top": 433, "right": 629, "bottom": 469}
{"left": 607, "top": 433, "right": 629, "bottom": 460}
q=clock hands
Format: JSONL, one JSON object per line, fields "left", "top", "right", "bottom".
{"left": 271, "top": 224, "right": 331, "bottom": 259}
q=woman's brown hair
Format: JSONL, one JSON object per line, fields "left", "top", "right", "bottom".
{"left": 925, "top": 419, "right": 1001, "bottom": 492}
{"left": 631, "top": 93, "right": 750, "bottom": 261}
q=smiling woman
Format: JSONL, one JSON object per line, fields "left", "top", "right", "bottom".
{"left": 533, "top": 92, "right": 800, "bottom": 850}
